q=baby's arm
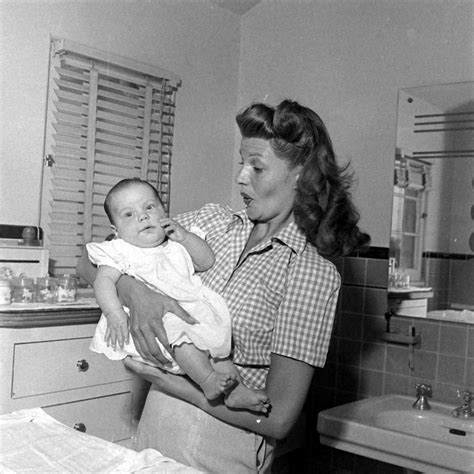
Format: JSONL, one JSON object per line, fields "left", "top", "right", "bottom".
{"left": 93, "top": 265, "right": 130, "bottom": 348}
{"left": 160, "top": 218, "right": 214, "bottom": 271}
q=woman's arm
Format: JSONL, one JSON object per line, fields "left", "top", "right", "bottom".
{"left": 124, "top": 352, "right": 314, "bottom": 440}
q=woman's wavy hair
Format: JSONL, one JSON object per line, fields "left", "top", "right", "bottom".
{"left": 236, "top": 100, "right": 370, "bottom": 256}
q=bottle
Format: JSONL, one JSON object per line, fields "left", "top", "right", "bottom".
{"left": 57, "top": 274, "right": 77, "bottom": 302}
{"left": 0, "top": 278, "right": 12, "bottom": 305}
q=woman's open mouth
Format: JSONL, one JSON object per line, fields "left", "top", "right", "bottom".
{"left": 241, "top": 193, "right": 252, "bottom": 207}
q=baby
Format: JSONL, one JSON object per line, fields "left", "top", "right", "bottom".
{"left": 87, "top": 178, "right": 270, "bottom": 413}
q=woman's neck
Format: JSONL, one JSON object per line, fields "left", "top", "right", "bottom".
{"left": 243, "top": 213, "right": 294, "bottom": 255}
{"left": 254, "top": 209, "right": 294, "bottom": 237}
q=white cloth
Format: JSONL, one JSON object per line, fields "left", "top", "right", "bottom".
{"left": 87, "top": 239, "right": 231, "bottom": 372}
{"left": 0, "top": 408, "right": 203, "bottom": 473}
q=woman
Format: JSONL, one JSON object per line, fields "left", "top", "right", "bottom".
{"left": 78, "top": 99, "right": 369, "bottom": 473}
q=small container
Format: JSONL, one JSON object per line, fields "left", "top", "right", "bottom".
{"left": 21, "top": 226, "right": 36, "bottom": 246}
{"left": 401, "top": 273, "right": 410, "bottom": 288}
{"left": 12, "top": 277, "right": 35, "bottom": 303}
{"left": 36, "top": 277, "right": 58, "bottom": 303}
{"left": 0, "top": 278, "right": 12, "bottom": 305}
{"left": 57, "top": 274, "right": 77, "bottom": 302}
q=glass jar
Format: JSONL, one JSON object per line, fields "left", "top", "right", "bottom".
{"left": 0, "top": 278, "right": 12, "bottom": 305}
{"left": 12, "top": 277, "right": 35, "bottom": 303}
{"left": 36, "top": 276, "right": 57, "bottom": 303}
{"left": 57, "top": 275, "right": 77, "bottom": 302}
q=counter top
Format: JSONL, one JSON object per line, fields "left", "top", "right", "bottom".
{"left": 0, "top": 298, "right": 101, "bottom": 328}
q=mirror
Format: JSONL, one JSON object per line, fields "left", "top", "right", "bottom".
{"left": 389, "top": 82, "right": 474, "bottom": 324}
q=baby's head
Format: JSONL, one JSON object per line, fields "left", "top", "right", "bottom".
{"left": 104, "top": 179, "right": 167, "bottom": 248}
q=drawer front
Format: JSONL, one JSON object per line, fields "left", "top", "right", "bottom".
{"left": 12, "top": 337, "right": 131, "bottom": 398}
{"left": 44, "top": 392, "right": 132, "bottom": 442}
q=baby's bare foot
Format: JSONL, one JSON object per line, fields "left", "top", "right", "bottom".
{"left": 224, "top": 383, "right": 271, "bottom": 413}
{"left": 201, "top": 371, "right": 238, "bottom": 400}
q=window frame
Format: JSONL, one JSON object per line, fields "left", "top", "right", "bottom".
{"left": 391, "top": 156, "right": 431, "bottom": 283}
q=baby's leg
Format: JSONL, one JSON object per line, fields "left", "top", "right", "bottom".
{"left": 224, "top": 379, "right": 271, "bottom": 414}
{"left": 212, "top": 358, "right": 271, "bottom": 414}
{"left": 173, "top": 343, "right": 236, "bottom": 401}
{"left": 211, "top": 357, "right": 240, "bottom": 379}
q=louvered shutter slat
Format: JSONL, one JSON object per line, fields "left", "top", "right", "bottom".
{"left": 49, "top": 235, "right": 84, "bottom": 247}
{"left": 51, "top": 212, "right": 84, "bottom": 224}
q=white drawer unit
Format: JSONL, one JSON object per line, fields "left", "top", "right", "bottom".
{"left": 44, "top": 392, "right": 132, "bottom": 442}
{"left": 0, "top": 307, "right": 148, "bottom": 445}
{"left": 12, "top": 337, "right": 132, "bottom": 398}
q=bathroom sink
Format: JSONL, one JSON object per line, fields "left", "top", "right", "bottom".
{"left": 317, "top": 394, "right": 474, "bottom": 473}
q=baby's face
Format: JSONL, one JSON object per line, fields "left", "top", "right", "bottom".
{"left": 109, "top": 183, "right": 166, "bottom": 248}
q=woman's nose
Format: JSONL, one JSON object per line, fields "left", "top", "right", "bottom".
{"left": 235, "top": 166, "right": 248, "bottom": 185}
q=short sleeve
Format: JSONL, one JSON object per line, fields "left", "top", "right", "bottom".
{"left": 272, "top": 252, "right": 341, "bottom": 367}
{"left": 189, "top": 226, "right": 206, "bottom": 240}
{"left": 86, "top": 241, "right": 131, "bottom": 274}
{"left": 175, "top": 203, "right": 234, "bottom": 234}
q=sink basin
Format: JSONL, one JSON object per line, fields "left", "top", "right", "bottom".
{"left": 317, "top": 394, "right": 474, "bottom": 473}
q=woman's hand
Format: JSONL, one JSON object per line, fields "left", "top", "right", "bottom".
{"left": 116, "top": 276, "right": 197, "bottom": 365}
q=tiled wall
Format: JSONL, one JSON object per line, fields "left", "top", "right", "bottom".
{"left": 299, "top": 248, "right": 474, "bottom": 473}
{"left": 423, "top": 253, "right": 474, "bottom": 311}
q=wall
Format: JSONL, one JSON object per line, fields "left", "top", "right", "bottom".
{"left": 424, "top": 254, "right": 474, "bottom": 311}
{"left": 299, "top": 251, "right": 474, "bottom": 472}
{"left": 236, "top": 0, "right": 474, "bottom": 247}
{"left": 2, "top": 0, "right": 471, "bottom": 248}
{"left": 0, "top": 0, "right": 242, "bottom": 225}
{"left": 234, "top": 3, "right": 473, "bottom": 471}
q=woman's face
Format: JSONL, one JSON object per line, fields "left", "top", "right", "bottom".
{"left": 235, "top": 138, "right": 301, "bottom": 225}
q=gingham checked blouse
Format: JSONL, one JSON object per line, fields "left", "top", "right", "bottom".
{"left": 176, "top": 203, "right": 341, "bottom": 390}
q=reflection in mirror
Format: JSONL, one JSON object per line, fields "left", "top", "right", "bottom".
{"left": 389, "top": 82, "right": 474, "bottom": 324}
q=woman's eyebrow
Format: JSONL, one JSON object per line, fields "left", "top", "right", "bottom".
{"left": 240, "top": 151, "right": 263, "bottom": 159}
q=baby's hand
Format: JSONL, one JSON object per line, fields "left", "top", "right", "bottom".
{"left": 104, "top": 310, "right": 129, "bottom": 349}
{"left": 160, "top": 218, "right": 189, "bottom": 243}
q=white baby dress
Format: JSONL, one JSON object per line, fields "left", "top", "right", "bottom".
{"left": 87, "top": 238, "right": 232, "bottom": 373}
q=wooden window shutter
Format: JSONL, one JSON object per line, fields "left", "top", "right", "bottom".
{"left": 40, "top": 37, "right": 181, "bottom": 276}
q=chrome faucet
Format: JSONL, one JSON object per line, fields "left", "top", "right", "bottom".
{"left": 452, "top": 390, "right": 473, "bottom": 418}
{"left": 413, "top": 383, "right": 432, "bottom": 410}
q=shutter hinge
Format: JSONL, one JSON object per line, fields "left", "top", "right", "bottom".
{"left": 44, "top": 154, "right": 55, "bottom": 167}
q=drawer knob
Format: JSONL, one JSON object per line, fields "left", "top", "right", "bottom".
{"left": 76, "top": 359, "right": 89, "bottom": 372}
{"left": 73, "top": 422, "right": 86, "bottom": 433}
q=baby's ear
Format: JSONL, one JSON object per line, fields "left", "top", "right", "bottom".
{"left": 105, "top": 225, "right": 118, "bottom": 241}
